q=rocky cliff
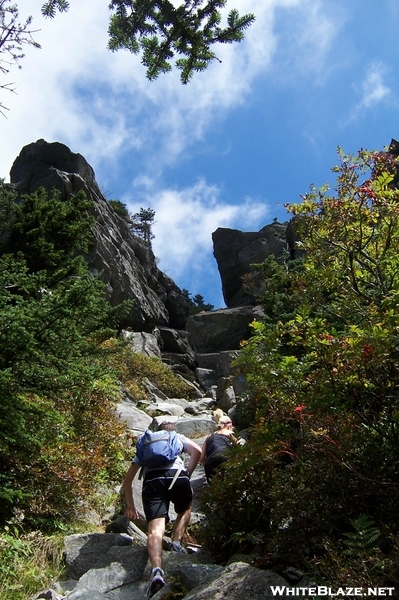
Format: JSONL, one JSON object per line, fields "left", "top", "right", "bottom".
{"left": 7, "top": 139, "right": 294, "bottom": 378}
{"left": 9, "top": 139, "right": 190, "bottom": 331}
{"left": 212, "top": 222, "right": 289, "bottom": 307}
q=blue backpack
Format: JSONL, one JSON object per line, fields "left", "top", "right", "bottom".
{"left": 136, "top": 429, "right": 182, "bottom": 468}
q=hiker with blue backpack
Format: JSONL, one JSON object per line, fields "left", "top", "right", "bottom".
{"left": 123, "top": 421, "right": 202, "bottom": 598}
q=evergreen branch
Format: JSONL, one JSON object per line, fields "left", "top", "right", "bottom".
{"left": 108, "top": 0, "right": 255, "bottom": 83}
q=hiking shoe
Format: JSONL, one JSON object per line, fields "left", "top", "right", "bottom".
{"left": 147, "top": 567, "right": 165, "bottom": 598}
{"left": 170, "top": 541, "right": 187, "bottom": 553}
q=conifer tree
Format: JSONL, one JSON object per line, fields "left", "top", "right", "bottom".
{"left": 107, "top": 0, "right": 256, "bottom": 83}
{"left": 0, "top": 182, "right": 131, "bottom": 525}
{"left": 130, "top": 206, "right": 156, "bottom": 246}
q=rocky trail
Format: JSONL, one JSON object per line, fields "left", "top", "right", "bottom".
{"left": 34, "top": 376, "right": 311, "bottom": 600}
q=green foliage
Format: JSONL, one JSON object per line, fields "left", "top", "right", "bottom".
{"left": 1, "top": 1, "right": 255, "bottom": 118}
{"left": 108, "top": 198, "right": 130, "bottom": 221}
{"left": 108, "top": 202, "right": 157, "bottom": 248}
{"left": 182, "top": 289, "right": 214, "bottom": 314}
{"left": 108, "top": 0, "right": 255, "bottom": 83}
{"left": 2, "top": 0, "right": 254, "bottom": 115}
{"left": 200, "top": 147, "right": 399, "bottom": 586}
{"left": 243, "top": 253, "right": 304, "bottom": 325}
{"left": 1, "top": 186, "right": 94, "bottom": 283}
{"left": 105, "top": 339, "right": 197, "bottom": 401}
{"left": 342, "top": 515, "right": 381, "bottom": 557}
{"left": 0, "top": 183, "right": 132, "bottom": 526}
{"left": 199, "top": 439, "right": 273, "bottom": 562}
{"left": 129, "top": 206, "right": 156, "bottom": 245}
{"left": 41, "top": 0, "right": 69, "bottom": 18}
{"left": 0, "top": 527, "right": 65, "bottom": 600}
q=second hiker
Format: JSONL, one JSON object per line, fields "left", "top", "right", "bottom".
{"left": 199, "top": 414, "right": 239, "bottom": 482}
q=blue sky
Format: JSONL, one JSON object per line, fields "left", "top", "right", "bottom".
{"left": 1, "top": 0, "right": 399, "bottom": 309}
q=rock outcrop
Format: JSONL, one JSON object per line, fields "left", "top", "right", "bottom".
{"left": 186, "top": 305, "right": 264, "bottom": 353}
{"left": 35, "top": 546, "right": 298, "bottom": 599}
{"left": 9, "top": 139, "right": 190, "bottom": 330}
{"left": 212, "top": 222, "right": 289, "bottom": 307}
{"left": 7, "top": 140, "right": 283, "bottom": 403}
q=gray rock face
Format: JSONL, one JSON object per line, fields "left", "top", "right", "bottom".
{"left": 212, "top": 223, "right": 288, "bottom": 307}
{"left": 149, "top": 415, "right": 216, "bottom": 438}
{"left": 76, "top": 546, "right": 148, "bottom": 593}
{"left": 145, "top": 401, "right": 186, "bottom": 417}
{"left": 171, "top": 562, "right": 224, "bottom": 591}
{"left": 196, "top": 352, "right": 236, "bottom": 377}
{"left": 186, "top": 305, "right": 264, "bottom": 353}
{"left": 115, "top": 400, "right": 152, "bottom": 435}
{"left": 63, "top": 533, "right": 134, "bottom": 580}
{"left": 158, "top": 327, "right": 195, "bottom": 357}
{"left": 121, "top": 331, "right": 162, "bottom": 358}
{"left": 9, "top": 139, "right": 190, "bottom": 330}
{"left": 39, "top": 534, "right": 297, "bottom": 600}
{"left": 64, "top": 589, "right": 107, "bottom": 600}
{"left": 183, "top": 561, "right": 291, "bottom": 599}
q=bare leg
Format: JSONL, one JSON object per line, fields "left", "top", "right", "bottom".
{"left": 172, "top": 503, "right": 192, "bottom": 543}
{"left": 147, "top": 517, "right": 166, "bottom": 569}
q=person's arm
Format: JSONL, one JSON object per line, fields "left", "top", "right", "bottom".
{"left": 185, "top": 439, "right": 202, "bottom": 476}
{"left": 124, "top": 462, "right": 141, "bottom": 521}
{"left": 199, "top": 435, "right": 209, "bottom": 467}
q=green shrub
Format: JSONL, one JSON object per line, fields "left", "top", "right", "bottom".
{"left": 0, "top": 183, "right": 132, "bottom": 526}
{"left": 106, "top": 342, "right": 197, "bottom": 401}
{"left": 200, "top": 147, "right": 399, "bottom": 586}
{"left": 0, "top": 527, "right": 65, "bottom": 600}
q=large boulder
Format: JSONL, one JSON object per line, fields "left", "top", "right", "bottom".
{"left": 186, "top": 306, "right": 264, "bottom": 353}
{"left": 9, "top": 139, "right": 190, "bottom": 330}
{"left": 212, "top": 223, "right": 288, "bottom": 307}
{"left": 184, "top": 561, "right": 291, "bottom": 599}
{"left": 63, "top": 532, "right": 134, "bottom": 580}
{"left": 122, "top": 330, "right": 162, "bottom": 358}
{"left": 115, "top": 399, "right": 153, "bottom": 435}
{"left": 75, "top": 546, "right": 148, "bottom": 594}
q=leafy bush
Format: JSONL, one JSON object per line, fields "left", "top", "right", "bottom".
{"left": 199, "top": 439, "right": 273, "bottom": 562}
{"left": 106, "top": 341, "right": 198, "bottom": 401}
{"left": 0, "top": 183, "right": 132, "bottom": 526}
{"left": 200, "top": 146, "right": 399, "bottom": 586}
{"left": 0, "top": 527, "right": 65, "bottom": 600}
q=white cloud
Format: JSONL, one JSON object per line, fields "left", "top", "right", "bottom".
{"left": 360, "top": 63, "right": 390, "bottom": 108}
{"left": 2, "top": 0, "right": 387, "bottom": 307}
{"left": 345, "top": 62, "right": 391, "bottom": 124}
{"left": 297, "top": 2, "right": 343, "bottom": 80}
{"left": 125, "top": 179, "right": 270, "bottom": 280}
{"left": 0, "top": 0, "right": 330, "bottom": 180}
{"left": 0, "top": 0, "right": 337, "bottom": 304}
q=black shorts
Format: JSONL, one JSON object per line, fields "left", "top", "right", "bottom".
{"left": 142, "top": 469, "right": 193, "bottom": 523}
